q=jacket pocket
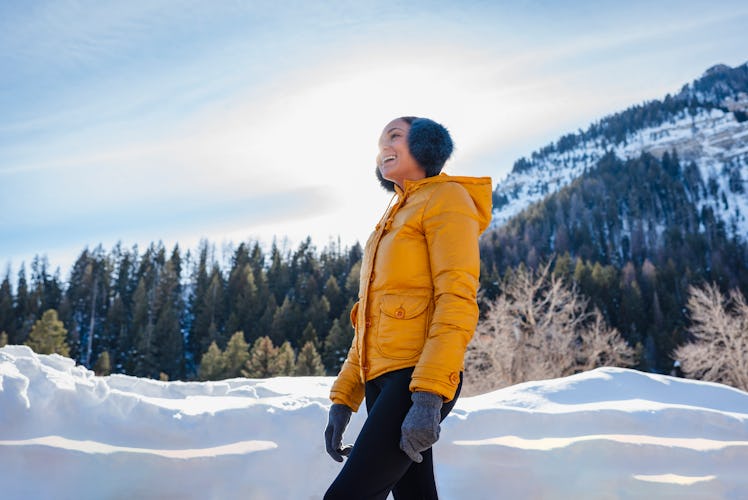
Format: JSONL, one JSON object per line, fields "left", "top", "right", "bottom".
{"left": 376, "top": 294, "right": 431, "bottom": 359}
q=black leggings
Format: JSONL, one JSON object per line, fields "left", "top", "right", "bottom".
{"left": 324, "top": 367, "right": 462, "bottom": 500}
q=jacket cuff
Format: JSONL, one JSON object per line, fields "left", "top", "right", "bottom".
{"left": 410, "top": 370, "right": 462, "bottom": 403}
{"left": 330, "top": 369, "right": 365, "bottom": 412}
{"left": 330, "top": 390, "right": 363, "bottom": 412}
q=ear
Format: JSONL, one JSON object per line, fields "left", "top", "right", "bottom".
{"left": 407, "top": 118, "right": 453, "bottom": 176}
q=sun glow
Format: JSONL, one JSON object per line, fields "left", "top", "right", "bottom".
{"left": 154, "top": 47, "right": 533, "bottom": 245}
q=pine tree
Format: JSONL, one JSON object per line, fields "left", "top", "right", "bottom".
{"left": 30, "top": 256, "right": 63, "bottom": 319}
{"left": 223, "top": 331, "right": 250, "bottom": 378}
{"left": 295, "top": 341, "right": 325, "bottom": 376}
{"left": 323, "top": 275, "right": 344, "bottom": 320}
{"left": 15, "top": 264, "right": 32, "bottom": 344}
{"left": 255, "top": 295, "right": 277, "bottom": 344}
{"left": 0, "top": 272, "right": 15, "bottom": 343}
{"left": 267, "top": 242, "right": 291, "bottom": 304}
{"left": 107, "top": 295, "right": 127, "bottom": 373}
{"left": 25, "top": 309, "right": 70, "bottom": 357}
{"left": 131, "top": 278, "right": 156, "bottom": 378}
{"left": 345, "top": 261, "right": 362, "bottom": 296}
{"left": 620, "top": 274, "right": 645, "bottom": 345}
{"left": 243, "top": 336, "right": 279, "bottom": 378}
{"left": 270, "top": 296, "right": 297, "bottom": 347}
{"left": 94, "top": 351, "right": 112, "bottom": 376}
{"left": 300, "top": 322, "right": 319, "bottom": 350}
{"left": 153, "top": 249, "right": 185, "bottom": 380}
{"left": 189, "top": 241, "right": 211, "bottom": 362}
{"left": 85, "top": 248, "right": 109, "bottom": 368}
{"left": 205, "top": 265, "right": 228, "bottom": 346}
{"left": 275, "top": 340, "right": 296, "bottom": 375}
{"left": 109, "top": 244, "right": 138, "bottom": 373}
{"left": 198, "top": 341, "right": 226, "bottom": 381}
{"left": 306, "top": 296, "right": 331, "bottom": 345}
{"left": 226, "top": 244, "right": 258, "bottom": 340}
{"left": 323, "top": 319, "right": 348, "bottom": 374}
{"left": 248, "top": 242, "right": 271, "bottom": 324}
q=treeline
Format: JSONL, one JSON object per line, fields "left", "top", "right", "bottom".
{"left": 0, "top": 238, "right": 361, "bottom": 380}
{"left": 4, "top": 150, "right": 748, "bottom": 379}
{"left": 481, "top": 151, "right": 748, "bottom": 372}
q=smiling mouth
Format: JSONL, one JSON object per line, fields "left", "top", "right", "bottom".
{"left": 382, "top": 155, "right": 396, "bottom": 165}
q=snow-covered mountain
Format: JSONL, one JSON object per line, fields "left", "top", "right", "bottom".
{"left": 492, "top": 63, "right": 748, "bottom": 236}
{"left": 2, "top": 345, "right": 748, "bottom": 498}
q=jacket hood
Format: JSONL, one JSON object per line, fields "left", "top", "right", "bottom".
{"left": 397, "top": 173, "right": 493, "bottom": 233}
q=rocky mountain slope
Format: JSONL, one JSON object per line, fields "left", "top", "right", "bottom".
{"left": 480, "top": 62, "right": 748, "bottom": 371}
{"left": 492, "top": 63, "right": 748, "bottom": 238}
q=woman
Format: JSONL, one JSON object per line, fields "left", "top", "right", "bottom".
{"left": 324, "top": 116, "right": 492, "bottom": 499}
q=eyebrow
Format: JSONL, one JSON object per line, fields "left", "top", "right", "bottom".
{"left": 387, "top": 127, "right": 405, "bottom": 134}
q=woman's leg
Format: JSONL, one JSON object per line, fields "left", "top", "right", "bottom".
{"left": 324, "top": 368, "right": 462, "bottom": 500}
{"left": 324, "top": 367, "right": 415, "bottom": 499}
{"left": 391, "top": 374, "right": 462, "bottom": 500}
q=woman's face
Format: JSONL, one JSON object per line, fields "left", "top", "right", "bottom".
{"left": 377, "top": 118, "right": 425, "bottom": 189}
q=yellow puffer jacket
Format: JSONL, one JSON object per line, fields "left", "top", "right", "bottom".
{"left": 330, "top": 173, "right": 492, "bottom": 411}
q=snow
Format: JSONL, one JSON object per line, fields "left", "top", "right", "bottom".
{"left": 1, "top": 345, "right": 747, "bottom": 499}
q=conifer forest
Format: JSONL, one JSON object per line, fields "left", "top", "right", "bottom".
{"left": 3, "top": 63, "right": 748, "bottom": 382}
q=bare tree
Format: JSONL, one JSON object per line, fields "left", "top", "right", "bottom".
{"left": 464, "top": 263, "right": 634, "bottom": 395}
{"left": 674, "top": 283, "right": 748, "bottom": 391}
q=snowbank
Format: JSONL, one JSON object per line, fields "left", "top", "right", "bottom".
{"left": 1, "top": 345, "right": 747, "bottom": 499}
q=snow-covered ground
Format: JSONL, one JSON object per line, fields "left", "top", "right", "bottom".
{"left": 1, "top": 345, "right": 747, "bottom": 499}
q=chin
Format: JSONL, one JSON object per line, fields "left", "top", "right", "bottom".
{"left": 378, "top": 167, "right": 394, "bottom": 180}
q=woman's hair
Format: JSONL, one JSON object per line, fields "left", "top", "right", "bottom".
{"left": 376, "top": 116, "right": 454, "bottom": 191}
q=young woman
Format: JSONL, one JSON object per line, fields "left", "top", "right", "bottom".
{"left": 324, "top": 116, "right": 492, "bottom": 499}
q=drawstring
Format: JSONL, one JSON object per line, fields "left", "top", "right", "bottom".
{"left": 375, "top": 193, "right": 399, "bottom": 232}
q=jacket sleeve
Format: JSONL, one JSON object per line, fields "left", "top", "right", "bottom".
{"left": 329, "top": 302, "right": 365, "bottom": 411}
{"left": 410, "top": 182, "right": 481, "bottom": 401}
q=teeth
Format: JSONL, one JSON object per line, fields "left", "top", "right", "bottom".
{"left": 383, "top": 155, "right": 396, "bottom": 162}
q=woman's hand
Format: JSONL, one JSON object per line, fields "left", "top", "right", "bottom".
{"left": 325, "top": 403, "right": 353, "bottom": 462}
{"left": 399, "top": 391, "right": 443, "bottom": 463}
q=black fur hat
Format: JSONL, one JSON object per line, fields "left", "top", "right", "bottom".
{"left": 376, "top": 117, "right": 454, "bottom": 191}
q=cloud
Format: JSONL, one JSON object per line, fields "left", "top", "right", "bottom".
{"left": 3, "top": 0, "right": 747, "bottom": 275}
{"left": 1, "top": 186, "right": 332, "bottom": 255}
{"left": 1, "top": 1, "right": 234, "bottom": 67}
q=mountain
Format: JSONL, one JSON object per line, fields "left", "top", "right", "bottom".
{"left": 480, "top": 62, "right": 748, "bottom": 372}
{"left": 492, "top": 62, "right": 748, "bottom": 232}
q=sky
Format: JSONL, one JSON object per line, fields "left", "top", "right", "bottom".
{"left": 1, "top": 0, "right": 747, "bottom": 279}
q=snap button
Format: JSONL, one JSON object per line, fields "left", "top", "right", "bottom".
{"left": 363, "top": 365, "right": 370, "bottom": 373}
{"left": 369, "top": 273, "right": 375, "bottom": 282}
{"left": 365, "top": 318, "right": 372, "bottom": 327}
{"left": 394, "top": 307, "right": 405, "bottom": 319}
{"left": 449, "top": 372, "right": 459, "bottom": 385}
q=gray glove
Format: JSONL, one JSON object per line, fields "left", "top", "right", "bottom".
{"left": 399, "top": 391, "right": 443, "bottom": 463}
{"left": 325, "top": 403, "right": 353, "bottom": 462}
